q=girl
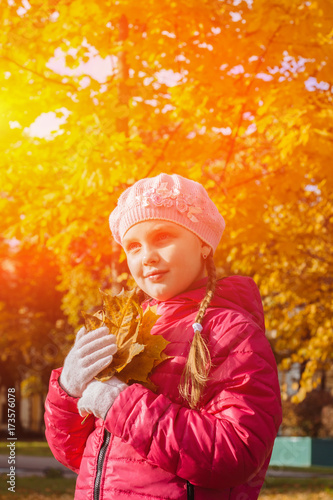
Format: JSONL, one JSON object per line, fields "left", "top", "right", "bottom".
{"left": 45, "top": 173, "right": 282, "bottom": 500}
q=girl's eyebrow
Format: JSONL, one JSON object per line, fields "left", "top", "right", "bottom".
{"left": 122, "top": 235, "right": 137, "bottom": 246}
{"left": 123, "top": 223, "right": 178, "bottom": 245}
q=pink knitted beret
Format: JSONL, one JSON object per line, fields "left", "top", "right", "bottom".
{"left": 109, "top": 173, "right": 225, "bottom": 252}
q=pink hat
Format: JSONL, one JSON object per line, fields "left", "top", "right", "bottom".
{"left": 109, "top": 173, "right": 225, "bottom": 252}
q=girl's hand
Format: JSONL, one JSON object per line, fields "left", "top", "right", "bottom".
{"left": 77, "top": 377, "right": 128, "bottom": 420}
{"left": 59, "top": 326, "right": 118, "bottom": 398}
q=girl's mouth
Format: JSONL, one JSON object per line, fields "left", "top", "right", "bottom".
{"left": 145, "top": 271, "right": 168, "bottom": 282}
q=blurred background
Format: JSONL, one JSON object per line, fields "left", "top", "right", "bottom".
{"left": 0, "top": 0, "right": 332, "bottom": 497}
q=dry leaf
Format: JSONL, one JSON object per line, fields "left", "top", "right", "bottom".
{"left": 82, "top": 288, "right": 169, "bottom": 389}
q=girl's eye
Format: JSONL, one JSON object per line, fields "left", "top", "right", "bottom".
{"left": 156, "top": 232, "right": 170, "bottom": 242}
{"left": 127, "top": 242, "right": 140, "bottom": 252}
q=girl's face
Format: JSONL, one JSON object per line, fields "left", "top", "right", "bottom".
{"left": 122, "top": 220, "right": 211, "bottom": 301}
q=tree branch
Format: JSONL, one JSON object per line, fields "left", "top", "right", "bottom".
{"left": 220, "top": 23, "right": 284, "bottom": 176}
{"left": 1, "top": 55, "right": 78, "bottom": 91}
{"left": 299, "top": 249, "right": 333, "bottom": 265}
{"left": 227, "top": 165, "right": 285, "bottom": 190}
{"left": 144, "top": 121, "right": 184, "bottom": 178}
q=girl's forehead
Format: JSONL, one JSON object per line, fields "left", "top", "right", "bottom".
{"left": 122, "top": 220, "right": 182, "bottom": 241}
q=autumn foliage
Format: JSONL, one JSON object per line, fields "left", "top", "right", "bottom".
{"left": 82, "top": 288, "right": 167, "bottom": 389}
{"left": 0, "top": 0, "right": 332, "bottom": 404}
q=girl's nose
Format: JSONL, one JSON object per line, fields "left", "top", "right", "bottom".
{"left": 142, "top": 248, "right": 159, "bottom": 265}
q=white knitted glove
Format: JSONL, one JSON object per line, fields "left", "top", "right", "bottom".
{"left": 59, "top": 326, "right": 117, "bottom": 398}
{"left": 77, "top": 377, "right": 128, "bottom": 420}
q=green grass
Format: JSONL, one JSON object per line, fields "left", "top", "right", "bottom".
{"left": 0, "top": 441, "right": 53, "bottom": 457}
{"left": 0, "top": 474, "right": 76, "bottom": 497}
{"left": 264, "top": 476, "right": 333, "bottom": 491}
{"left": 264, "top": 468, "right": 333, "bottom": 495}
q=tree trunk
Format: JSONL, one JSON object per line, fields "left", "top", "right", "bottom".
{"left": 116, "top": 14, "right": 129, "bottom": 137}
{"left": 110, "top": 14, "right": 130, "bottom": 294}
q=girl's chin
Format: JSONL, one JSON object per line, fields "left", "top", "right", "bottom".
{"left": 146, "top": 291, "right": 171, "bottom": 301}
{"left": 142, "top": 284, "right": 173, "bottom": 302}
{"left": 148, "top": 289, "right": 183, "bottom": 302}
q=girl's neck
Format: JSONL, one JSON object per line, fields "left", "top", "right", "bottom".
{"left": 186, "top": 275, "right": 208, "bottom": 292}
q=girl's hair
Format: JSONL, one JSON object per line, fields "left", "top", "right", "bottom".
{"left": 179, "top": 253, "right": 217, "bottom": 409}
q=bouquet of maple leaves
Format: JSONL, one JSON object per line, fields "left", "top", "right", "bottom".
{"left": 82, "top": 288, "right": 169, "bottom": 391}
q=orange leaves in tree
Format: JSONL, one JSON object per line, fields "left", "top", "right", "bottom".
{"left": 1, "top": 0, "right": 332, "bottom": 404}
{"left": 82, "top": 288, "right": 169, "bottom": 390}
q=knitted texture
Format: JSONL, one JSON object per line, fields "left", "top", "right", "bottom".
{"left": 59, "top": 326, "right": 118, "bottom": 398}
{"left": 109, "top": 173, "right": 225, "bottom": 252}
{"left": 77, "top": 378, "right": 128, "bottom": 420}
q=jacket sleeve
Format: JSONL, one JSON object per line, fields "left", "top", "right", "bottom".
{"left": 105, "top": 321, "right": 282, "bottom": 489}
{"left": 44, "top": 367, "right": 95, "bottom": 473}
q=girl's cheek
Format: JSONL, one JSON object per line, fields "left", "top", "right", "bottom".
{"left": 128, "top": 256, "right": 141, "bottom": 276}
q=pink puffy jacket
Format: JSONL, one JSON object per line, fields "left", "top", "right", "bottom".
{"left": 45, "top": 276, "right": 282, "bottom": 500}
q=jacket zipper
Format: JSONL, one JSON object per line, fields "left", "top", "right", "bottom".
{"left": 94, "top": 429, "right": 111, "bottom": 500}
{"left": 187, "top": 480, "right": 194, "bottom": 499}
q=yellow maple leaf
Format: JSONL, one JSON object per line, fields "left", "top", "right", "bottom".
{"left": 81, "top": 288, "right": 169, "bottom": 389}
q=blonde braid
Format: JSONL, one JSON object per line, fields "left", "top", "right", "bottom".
{"left": 179, "top": 253, "right": 217, "bottom": 408}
